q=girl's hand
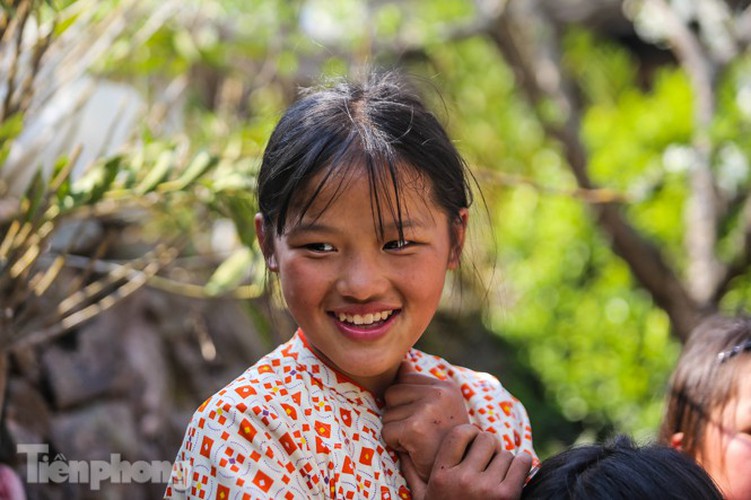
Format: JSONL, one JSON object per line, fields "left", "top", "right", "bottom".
{"left": 382, "top": 361, "right": 470, "bottom": 481}
{"left": 402, "top": 424, "right": 533, "bottom": 500}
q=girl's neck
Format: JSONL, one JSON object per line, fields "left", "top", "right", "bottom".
{"left": 298, "top": 330, "right": 400, "bottom": 399}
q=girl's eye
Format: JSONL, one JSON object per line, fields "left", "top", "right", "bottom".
{"left": 384, "top": 239, "right": 412, "bottom": 250}
{"left": 304, "top": 243, "right": 335, "bottom": 252}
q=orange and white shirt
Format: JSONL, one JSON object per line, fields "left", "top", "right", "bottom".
{"left": 165, "top": 330, "right": 537, "bottom": 499}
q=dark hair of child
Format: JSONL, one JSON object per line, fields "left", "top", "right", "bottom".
{"left": 521, "top": 435, "right": 722, "bottom": 500}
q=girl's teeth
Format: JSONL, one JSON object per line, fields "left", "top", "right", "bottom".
{"left": 336, "top": 310, "right": 393, "bottom": 325}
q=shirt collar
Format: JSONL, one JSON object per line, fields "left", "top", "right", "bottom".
{"left": 295, "top": 328, "right": 387, "bottom": 412}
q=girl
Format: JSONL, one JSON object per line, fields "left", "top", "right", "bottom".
{"left": 659, "top": 314, "right": 751, "bottom": 500}
{"left": 165, "top": 72, "right": 537, "bottom": 499}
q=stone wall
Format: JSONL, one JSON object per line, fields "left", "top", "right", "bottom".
{"left": 3, "top": 289, "right": 292, "bottom": 499}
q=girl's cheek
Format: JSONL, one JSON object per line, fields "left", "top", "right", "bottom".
{"left": 283, "top": 260, "right": 333, "bottom": 294}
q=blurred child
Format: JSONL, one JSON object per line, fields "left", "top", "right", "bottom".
{"left": 660, "top": 314, "right": 751, "bottom": 500}
{"left": 165, "top": 71, "right": 537, "bottom": 498}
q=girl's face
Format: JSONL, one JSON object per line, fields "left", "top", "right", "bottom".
{"left": 698, "top": 360, "right": 751, "bottom": 500}
{"left": 256, "top": 167, "right": 466, "bottom": 397}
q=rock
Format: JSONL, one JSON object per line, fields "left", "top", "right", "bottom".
{"left": 41, "top": 317, "right": 129, "bottom": 410}
{"left": 49, "top": 401, "right": 140, "bottom": 462}
{"left": 5, "top": 379, "right": 51, "bottom": 446}
{"left": 49, "top": 220, "right": 104, "bottom": 255}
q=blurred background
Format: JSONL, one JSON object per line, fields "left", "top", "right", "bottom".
{"left": 2, "top": 0, "right": 751, "bottom": 498}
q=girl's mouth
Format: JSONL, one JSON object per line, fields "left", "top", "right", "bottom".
{"left": 329, "top": 309, "right": 401, "bottom": 338}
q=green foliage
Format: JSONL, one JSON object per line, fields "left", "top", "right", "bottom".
{"left": 422, "top": 37, "right": 546, "bottom": 177}
{"left": 584, "top": 68, "right": 693, "bottom": 266}
{"left": 205, "top": 246, "right": 255, "bottom": 296}
{"left": 70, "top": 155, "right": 122, "bottom": 204}
{"left": 0, "top": 113, "right": 23, "bottom": 167}
{"left": 495, "top": 35, "right": 696, "bottom": 439}
{"left": 490, "top": 184, "right": 678, "bottom": 438}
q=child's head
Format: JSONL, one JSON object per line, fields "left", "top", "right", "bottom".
{"left": 256, "top": 71, "right": 471, "bottom": 250}
{"left": 659, "top": 314, "right": 751, "bottom": 500}
{"left": 521, "top": 435, "right": 722, "bottom": 500}
{"left": 254, "top": 71, "right": 473, "bottom": 395}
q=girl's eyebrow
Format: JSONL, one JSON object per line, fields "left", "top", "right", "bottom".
{"left": 288, "top": 217, "right": 426, "bottom": 236}
{"left": 286, "top": 222, "right": 336, "bottom": 235}
{"left": 384, "top": 218, "right": 425, "bottom": 230}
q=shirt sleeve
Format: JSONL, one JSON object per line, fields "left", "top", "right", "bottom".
{"left": 164, "top": 393, "right": 326, "bottom": 499}
{"left": 456, "top": 368, "right": 539, "bottom": 466}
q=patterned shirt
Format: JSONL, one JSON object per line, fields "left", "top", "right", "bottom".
{"left": 165, "top": 330, "right": 537, "bottom": 499}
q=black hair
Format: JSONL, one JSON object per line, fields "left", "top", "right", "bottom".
{"left": 256, "top": 71, "right": 473, "bottom": 256}
{"left": 522, "top": 435, "right": 722, "bottom": 500}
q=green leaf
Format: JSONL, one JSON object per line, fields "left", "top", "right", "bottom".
{"left": 22, "top": 170, "right": 47, "bottom": 223}
{"left": 223, "top": 194, "right": 257, "bottom": 248}
{"left": 0, "top": 112, "right": 23, "bottom": 142}
{"left": 51, "top": 156, "right": 72, "bottom": 203}
{"left": 204, "top": 246, "right": 253, "bottom": 296}
{"left": 173, "top": 30, "right": 200, "bottom": 62}
{"left": 70, "top": 155, "right": 122, "bottom": 205}
{"left": 88, "top": 155, "right": 121, "bottom": 204}
{"left": 136, "top": 150, "right": 173, "bottom": 195}
{"left": 165, "top": 150, "right": 218, "bottom": 191}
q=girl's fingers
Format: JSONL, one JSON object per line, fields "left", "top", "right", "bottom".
{"left": 459, "top": 431, "right": 501, "bottom": 472}
{"left": 383, "top": 383, "right": 423, "bottom": 407}
{"left": 485, "top": 450, "right": 532, "bottom": 486}
{"left": 502, "top": 452, "right": 533, "bottom": 485}
{"left": 382, "top": 405, "right": 426, "bottom": 452}
{"left": 397, "top": 361, "right": 443, "bottom": 385}
{"left": 399, "top": 453, "right": 427, "bottom": 500}
{"left": 381, "top": 401, "right": 419, "bottom": 424}
{"left": 384, "top": 378, "right": 445, "bottom": 407}
{"left": 489, "top": 452, "right": 533, "bottom": 500}
{"left": 433, "top": 424, "right": 481, "bottom": 469}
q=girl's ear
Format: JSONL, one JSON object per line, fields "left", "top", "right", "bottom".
{"left": 448, "top": 208, "right": 469, "bottom": 270}
{"left": 669, "top": 432, "right": 684, "bottom": 451}
{"left": 254, "top": 213, "right": 278, "bottom": 272}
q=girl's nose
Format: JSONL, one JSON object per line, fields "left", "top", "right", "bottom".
{"left": 336, "top": 253, "right": 389, "bottom": 300}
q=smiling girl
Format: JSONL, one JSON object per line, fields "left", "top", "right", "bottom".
{"left": 165, "top": 72, "right": 537, "bottom": 499}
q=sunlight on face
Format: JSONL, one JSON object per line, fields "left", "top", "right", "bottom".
{"left": 265, "top": 166, "right": 466, "bottom": 396}
{"left": 698, "top": 361, "right": 751, "bottom": 500}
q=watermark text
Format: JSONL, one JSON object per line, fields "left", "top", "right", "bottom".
{"left": 17, "top": 444, "right": 189, "bottom": 491}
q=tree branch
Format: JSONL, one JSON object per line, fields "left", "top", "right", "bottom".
{"left": 643, "top": 0, "right": 722, "bottom": 306}
{"left": 487, "top": 0, "right": 704, "bottom": 340}
{"left": 735, "top": 3, "right": 751, "bottom": 48}
{"left": 713, "top": 195, "right": 751, "bottom": 302}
